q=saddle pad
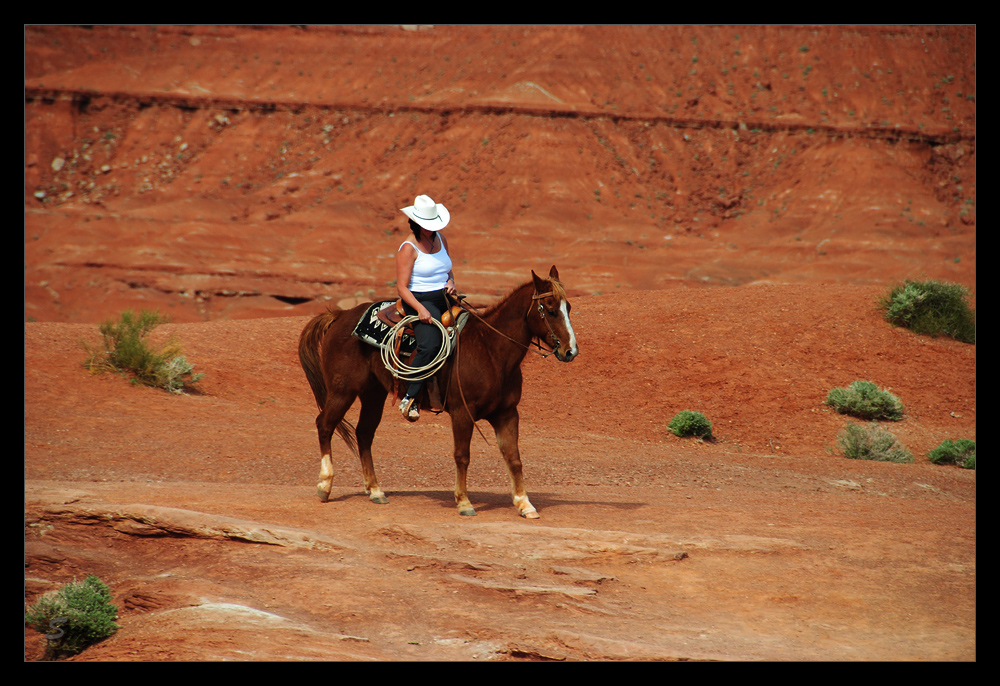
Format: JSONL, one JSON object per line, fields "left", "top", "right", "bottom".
{"left": 351, "top": 301, "right": 417, "bottom": 355}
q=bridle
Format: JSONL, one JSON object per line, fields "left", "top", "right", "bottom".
{"left": 530, "top": 290, "right": 563, "bottom": 358}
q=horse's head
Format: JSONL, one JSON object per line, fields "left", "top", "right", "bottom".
{"left": 530, "top": 266, "right": 579, "bottom": 363}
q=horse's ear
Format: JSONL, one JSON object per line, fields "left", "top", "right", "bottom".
{"left": 531, "top": 270, "right": 546, "bottom": 292}
{"left": 548, "top": 265, "right": 560, "bottom": 281}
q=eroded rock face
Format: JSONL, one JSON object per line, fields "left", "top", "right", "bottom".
{"left": 24, "top": 25, "right": 974, "bottom": 324}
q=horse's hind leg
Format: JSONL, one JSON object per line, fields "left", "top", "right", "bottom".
{"left": 356, "top": 383, "right": 389, "bottom": 504}
{"left": 489, "top": 408, "right": 539, "bottom": 519}
{"left": 315, "top": 393, "right": 355, "bottom": 502}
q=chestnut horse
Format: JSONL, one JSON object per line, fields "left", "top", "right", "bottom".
{"left": 298, "top": 266, "right": 578, "bottom": 518}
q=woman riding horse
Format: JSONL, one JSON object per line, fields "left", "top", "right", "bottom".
{"left": 395, "top": 194, "right": 458, "bottom": 422}
{"left": 298, "top": 263, "right": 578, "bottom": 518}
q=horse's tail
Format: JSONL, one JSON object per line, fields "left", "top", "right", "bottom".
{"left": 298, "top": 308, "right": 360, "bottom": 458}
{"left": 298, "top": 309, "right": 338, "bottom": 408}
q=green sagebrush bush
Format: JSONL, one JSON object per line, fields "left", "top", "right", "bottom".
{"left": 838, "top": 422, "right": 913, "bottom": 463}
{"left": 825, "top": 380, "right": 904, "bottom": 421}
{"left": 881, "top": 280, "right": 975, "bottom": 343}
{"left": 24, "top": 575, "right": 119, "bottom": 659}
{"left": 82, "top": 309, "right": 203, "bottom": 394}
{"left": 927, "top": 439, "right": 976, "bottom": 469}
{"left": 668, "top": 410, "right": 713, "bottom": 438}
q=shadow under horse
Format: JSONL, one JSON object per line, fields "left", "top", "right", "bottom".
{"left": 298, "top": 266, "right": 578, "bottom": 518}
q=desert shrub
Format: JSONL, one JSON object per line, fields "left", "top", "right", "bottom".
{"left": 825, "top": 380, "right": 904, "bottom": 421}
{"left": 82, "top": 309, "right": 203, "bottom": 393}
{"left": 668, "top": 410, "right": 713, "bottom": 438}
{"left": 881, "top": 280, "right": 975, "bottom": 343}
{"left": 838, "top": 422, "right": 913, "bottom": 463}
{"left": 24, "top": 575, "right": 119, "bottom": 659}
{"left": 927, "top": 439, "right": 976, "bottom": 469}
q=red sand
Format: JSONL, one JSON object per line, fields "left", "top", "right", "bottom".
{"left": 25, "top": 25, "right": 974, "bottom": 661}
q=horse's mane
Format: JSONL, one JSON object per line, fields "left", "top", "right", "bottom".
{"left": 544, "top": 277, "right": 567, "bottom": 302}
{"left": 479, "top": 276, "right": 566, "bottom": 319}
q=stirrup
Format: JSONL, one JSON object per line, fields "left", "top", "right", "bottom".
{"left": 399, "top": 396, "right": 419, "bottom": 422}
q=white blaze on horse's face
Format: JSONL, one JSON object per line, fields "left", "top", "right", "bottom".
{"left": 557, "top": 299, "right": 578, "bottom": 362}
{"left": 540, "top": 291, "right": 577, "bottom": 363}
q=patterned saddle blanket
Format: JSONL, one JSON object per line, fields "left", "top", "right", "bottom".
{"left": 351, "top": 300, "right": 418, "bottom": 355}
{"left": 350, "top": 300, "right": 469, "bottom": 356}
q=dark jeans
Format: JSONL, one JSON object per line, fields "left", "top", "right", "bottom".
{"left": 402, "top": 289, "right": 448, "bottom": 398}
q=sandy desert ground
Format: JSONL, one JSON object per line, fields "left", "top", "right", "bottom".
{"left": 25, "top": 25, "right": 975, "bottom": 661}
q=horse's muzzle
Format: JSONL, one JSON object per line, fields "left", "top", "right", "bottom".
{"left": 556, "top": 347, "right": 577, "bottom": 362}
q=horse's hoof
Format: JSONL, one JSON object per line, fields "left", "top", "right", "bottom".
{"left": 459, "top": 508, "right": 477, "bottom": 517}
{"left": 521, "top": 509, "right": 540, "bottom": 519}
{"left": 370, "top": 493, "right": 389, "bottom": 505}
{"left": 316, "top": 488, "right": 331, "bottom": 503}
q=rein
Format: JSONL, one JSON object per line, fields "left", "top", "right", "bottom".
{"left": 455, "top": 291, "right": 559, "bottom": 359}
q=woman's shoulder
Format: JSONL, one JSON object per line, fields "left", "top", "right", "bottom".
{"left": 398, "top": 238, "right": 418, "bottom": 254}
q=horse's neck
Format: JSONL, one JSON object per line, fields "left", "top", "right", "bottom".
{"left": 479, "top": 283, "right": 534, "bottom": 351}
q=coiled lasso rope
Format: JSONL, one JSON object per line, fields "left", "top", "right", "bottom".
{"left": 380, "top": 315, "right": 456, "bottom": 381}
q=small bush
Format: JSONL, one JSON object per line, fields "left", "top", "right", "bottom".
{"left": 881, "top": 280, "right": 975, "bottom": 343}
{"left": 838, "top": 422, "right": 913, "bottom": 463}
{"left": 24, "top": 575, "right": 119, "bottom": 659}
{"left": 82, "top": 309, "right": 203, "bottom": 393}
{"left": 927, "top": 439, "right": 976, "bottom": 469}
{"left": 668, "top": 410, "right": 713, "bottom": 438}
{"left": 825, "top": 380, "right": 904, "bottom": 421}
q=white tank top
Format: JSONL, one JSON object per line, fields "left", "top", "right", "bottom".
{"left": 399, "top": 238, "right": 452, "bottom": 292}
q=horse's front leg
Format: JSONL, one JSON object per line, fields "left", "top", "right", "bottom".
{"left": 489, "top": 408, "right": 539, "bottom": 519}
{"left": 451, "top": 417, "right": 477, "bottom": 516}
{"left": 357, "top": 383, "right": 389, "bottom": 504}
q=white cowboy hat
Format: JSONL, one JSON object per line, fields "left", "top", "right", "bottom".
{"left": 400, "top": 194, "right": 450, "bottom": 231}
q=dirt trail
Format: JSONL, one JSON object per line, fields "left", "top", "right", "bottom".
{"left": 25, "top": 26, "right": 974, "bottom": 661}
